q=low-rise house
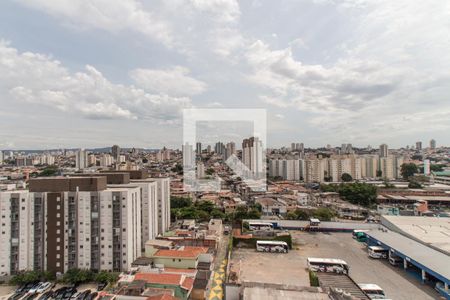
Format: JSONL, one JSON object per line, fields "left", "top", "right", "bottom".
{"left": 152, "top": 246, "right": 210, "bottom": 269}
{"left": 134, "top": 273, "right": 195, "bottom": 300}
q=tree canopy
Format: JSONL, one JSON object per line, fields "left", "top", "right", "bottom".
{"left": 338, "top": 182, "right": 378, "bottom": 207}
{"left": 341, "top": 173, "right": 353, "bottom": 182}
{"left": 400, "top": 163, "right": 418, "bottom": 179}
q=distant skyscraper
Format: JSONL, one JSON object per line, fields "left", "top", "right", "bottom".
{"left": 207, "top": 145, "right": 212, "bottom": 153}
{"left": 423, "top": 159, "right": 431, "bottom": 175}
{"left": 225, "top": 142, "right": 236, "bottom": 160}
{"left": 379, "top": 144, "right": 388, "bottom": 158}
{"left": 242, "top": 137, "right": 264, "bottom": 175}
{"left": 0, "top": 150, "right": 3, "bottom": 165}
{"left": 75, "top": 149, "right": 88, "bottom": 170}
{"left": 430, "top": 139, "right": 436, "bottom": 150}
{"left": 291, "top": 143, "right": 296, "bottom": 151}
{"left": 182, "top": 143, "right": 194, "bottom": 168}
{"left": 416, "top": 141, "right": 422, "bottom": 151}
{"left": 215, "top": 142, "right": 225, "bottom": 157}
{"left": 111, "top": 145, "right": 120, "bottom": 161}
{"left": 196, "top": 142, "right": 202, "bottom": 155}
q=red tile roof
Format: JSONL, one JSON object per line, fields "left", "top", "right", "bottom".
{"left": 181, "top": 277, "right": 194, "bottom": 291}
{"left": 135, "top": 273, "right": 182, "bottom": 285}
{"left": 154, "top": 246, "right": 207, "bottom": 258}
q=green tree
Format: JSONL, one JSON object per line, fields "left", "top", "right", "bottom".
{"left": 170, "top": 196, "right": 192, "bottom": 209}
{"left": 205, "top": 168, "right": 215, "bottom": 175}
{"left": 401, "top": 163, "right": 418, "bottom": 179}
{"left": 339, "top": 183, "right": 378, "bottom": 207}
{"left": 408, "top": 179, "right": 423, "bottom": 189}
{"left": 341, "top": 173, "right": 353, "bottom": 182}
{"left": 294, "top": 209, "right": 311, "bottom": 220}
{"left": 10, "top": 271, "right": 41, "bottom": 285}
{"left": 376, "top": 170, "right": 382, "bottom": 177}
{"left": 63, "top": 269, "right": 93, "bottom": 285}
{"left": 195, "top": 200, "right": 215, "bottom": 213}
{"left": 40, "top": 166, "right": 59, "bottom": 176}
{"left": 312, "top": 207, "right": 334, "bottom": 221}
{"left": 211, "top": 208, "right": 225, "bottom": 219}
{"left": 247, "top": 209, "right": 261, "bottom": 219}
{"left": 95, "top": 271, "right": 119, "bottom": 283}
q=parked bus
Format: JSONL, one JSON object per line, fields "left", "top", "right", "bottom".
{"left": 256, "top": 240, "right": 288, "bottom": 253}
{"left": 248, "top": 221, "right": 273, "bottom": 231}
{"left": 388, "top": 249, "right": 403, "bottom": 266}
{"left": 307, "top": 257, "right": 349, "bottom": 274}
{"left": 368, "top": 246, "right": 388, "bottom": 259}
{"left": 358, "top": 283, "right": 386, "bottom": 299}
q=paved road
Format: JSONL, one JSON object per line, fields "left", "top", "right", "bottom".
{"left": 293, "top": 232, "right": 440, "bottom": 300}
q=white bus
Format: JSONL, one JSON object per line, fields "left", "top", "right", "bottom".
{"left": 358, "top": 283, "right": 386, "bottom": 299}
{"left": 307, "top": 257, "right": 349, "bottom": 274}
{"left": 256, "top": 240, "right": 288, "bottom": 253}
{"left": 248, "top": 221, "right": 273, "bottom": 231}
{"left": 368, "top": 246, "right": 388, "bottom": 259}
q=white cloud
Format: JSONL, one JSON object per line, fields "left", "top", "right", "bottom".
{"left": 189, "top": 0, "right": 240, "bottom": 23}
{"left": 244, "top": 0, "right": 450, "bottom": 145}
{"left": 130, "top": 66, "right": 206, "bottom": 97}
{"left": 14, "top": 0, "right": 174, "bottom": 48}
{"left": 0, "top": 41, "right": 192, "bottom": 121}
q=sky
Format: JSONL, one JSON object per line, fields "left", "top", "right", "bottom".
{"left": 0, "top": 0, "right": 449, "bottom": 150}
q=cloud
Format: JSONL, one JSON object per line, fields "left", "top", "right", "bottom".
{"left": 0, "top": 40, "right": 192, "bottom": 121}
{"left": 130, "top": 66, "right": 207, "bottom": 97}
{"left": 14, "top": 0, "right": 243, "bottom": 58}
{"left": 189, "top": 0, "right": 240, "bottom": 23}
{"left": 14, "top": 0, "right": 174, "bottom": 48}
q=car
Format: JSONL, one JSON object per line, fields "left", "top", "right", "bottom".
{"left": 29, "top": 282, "right": 45, "bottom": 294}
{"left": 39, "top": 291, "right": 53, "bottom": 300}
{"left": 97, "top": 282, "right": 107, "bottom": 291}
{"left": 8, "top": 292, "right": 25, "bottom": 300}
{"left": 85, "top": 292, "right": 97, "bottom": 300}
{"left": 62, "top": 289, "right": 76, "bottom": 300}
{"left": 37, "top": 282, "right": 53, "bottom": 294}
{"left": 76, "top": 290, "right": 91, "bottom": 300}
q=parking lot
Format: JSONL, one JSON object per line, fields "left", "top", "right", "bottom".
{"left": 292, "top": 232, "right": 440, "bottom": 300}
{"left": 229, "top": 247, "right": 310, "bottom": 287}
{"left": 0, "top": 282, "right": 99, "bottom": 300}
{"left": 230, "top": 232, "right": 440, "bottom": 299}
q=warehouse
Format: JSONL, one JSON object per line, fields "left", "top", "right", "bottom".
{"left": 366, "top": 229, "right": 450, "bottom": 298}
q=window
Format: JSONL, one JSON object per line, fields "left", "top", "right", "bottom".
{"left": 172, "top": 259, "right": 175, "bottom": 262}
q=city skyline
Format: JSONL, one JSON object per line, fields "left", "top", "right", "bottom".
{"left": 1, "top": 1, "right": 450, "bottom": 149}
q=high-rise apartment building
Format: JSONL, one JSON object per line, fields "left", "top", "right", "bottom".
{"left": 196, "top": 142, "right": 202, "bottom": 155}
{"left": 242, "top": 137, "right": 265, "bottom": 175}
{"left": 0, "top": 172, "right": 170, "bottom": 276}
{"left": 430, "top": 139, "right": 436, "bottom": 150}
{"left": 0, "top": 177, "right": 141, "bottom": 275}
{"left": 75, "top": 149, "right": 88, "bottom": 170}
{"left": 0, "top": 150, "right": 3, "bottom": 165}
{"left": 225, "top": 142, "right": 236, "bottom": 160}
{"left": 111, "top": 145, "right": 120, "bottom": 161}
{"left": 416, "top": 141, "right": 422, "bottom": 151}
{"left": 182, "top": 143, "right": 194, "bottom": 169}
{"left": 379, "top": 144, "right": 389, "bottom": 158}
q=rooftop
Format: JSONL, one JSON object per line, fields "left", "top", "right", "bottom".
{"left": 382, "top": 215, "right": 450, "bottom": 254}
{"left": 366, "top": 229, "right": 450, "bottom": 282}
{"left": 153, "top": 246, "right": 208, "bottom": 258}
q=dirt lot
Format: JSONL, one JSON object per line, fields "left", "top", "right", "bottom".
{"left": 229, "top": 247, "right": 310, "bottom": 287}
{"left": 292, "top": 232, "right": 440, "bottom": 300}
